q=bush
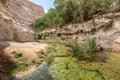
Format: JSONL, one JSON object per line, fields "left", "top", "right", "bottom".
{"left": 71, "top": 37, "right": 97, "bottom": 60}
{"left": 12, "top": 51, "right": 23, "bottom": 58}
{"left": 71, "top": 39, "right": 84, "bottom": 59}
{"left": 15, "top": 57, "right": 28, "bottom": 65}
{"left": 31, "top": 59, "right": 36, "bottom": 65}
{"left": 45, "top": 55, "right": 54, "bottom": 64}
{"left": 87, "top": 37, "right": 97, "bottom": 52}
{"left": 36, "top": 49, "right": 46, "bottom": 58}
{"left": 11, "top": 51, "right": 29, "bottom": 65}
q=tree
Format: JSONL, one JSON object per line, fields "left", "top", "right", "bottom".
{"left": 35, "top": 0, "right": 114, "bottom": 30}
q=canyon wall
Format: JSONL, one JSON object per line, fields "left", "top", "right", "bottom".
{"left": 0, "top": 0, "right": 45, "bottom": 42}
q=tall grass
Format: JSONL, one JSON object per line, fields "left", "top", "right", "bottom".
{"left": 87, "top": 37, "right": 97, "bottom": 52}
{"left": 71, "top": 39, "right": 84, "bottom": 59}
{"left": 71, "top": 37, "right": 97, "bottom": 60}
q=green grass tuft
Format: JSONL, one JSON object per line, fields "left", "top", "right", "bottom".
{"left": 45, "top": 55, "right": 54, "bottom": 64}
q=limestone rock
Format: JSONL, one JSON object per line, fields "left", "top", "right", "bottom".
{"left": 0, "top": 0, "right": 45, "bottom": 42}
{"left": 42, "top": 12, "right": 120, "bottom": 52}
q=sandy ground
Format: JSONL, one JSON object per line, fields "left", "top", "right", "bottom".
{"left": 0, "top": 41, "right": 49, "bottom": 60}
{"left": 0, "top": 41, "right": 49, "bottom": 79}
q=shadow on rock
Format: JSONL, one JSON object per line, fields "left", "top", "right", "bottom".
{"left": 0, "top": 42, "right": 16, "bottom": 80}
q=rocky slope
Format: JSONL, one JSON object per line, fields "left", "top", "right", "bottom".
{"left": 0, "top": 0, "right": 45, "bottom": 79}
{"left": 0, "top": 0, "right": 45, "bottom": 42}
{"left": 41, "top": 12, "right": 120, "bottom": 52}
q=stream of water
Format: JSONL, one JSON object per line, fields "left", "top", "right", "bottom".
{"left": 12, "top": 42, "right": 120, "bottom": 80}
{"left": 14, "top": 62, "right": 53, "bottom": 80}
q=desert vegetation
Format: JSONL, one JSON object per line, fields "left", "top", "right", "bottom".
{"left": 38, "top": 39, "right": 120, "bottom": 80}
{"left": 1, "top": 0, "right": 120, "bottom": 80}
{"left": 71, "top": 37, "right": 98, "bottom": 60}
{"left": 35, "top": 0, "right": 120, "bottom": 30}
{"left": 31, "top": 0, "right": 120, "bottom": 79}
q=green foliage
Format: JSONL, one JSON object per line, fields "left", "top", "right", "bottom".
{"left": 45, "top": 55, "right": 54, "bottom": 64}
{"left": 71, "top": 37, "right": 97, "bottom": 59}
{"left": 51, "top": 57, "right": 108, "bottom": 80}
{"left": 35, "top": 0, "right": 116, "bottom": 30}
{"left": 46, "top": 47, "right": 57, "bottom": 54}
{"left": 41, "top": 40, "right": 120, "bottom": 80}
{"left": 35, "top": 8, "right": 64, "bottom": 29}
{"left": 100, "top": 0, "right": 112, "bottom": 12}
{"left": 87, "top": 37, "right": 97, "bottom": 52}
{"left": 12, "top": 51, "right": 23, "bottom": 58}
{"left": 36, "top": 49, "right": 46, "bottom": 58}
{"left": 11, "top": 51, "right": 28, "bottom": 65}
{"left": 9, "top": 65, "right": 29, "bottom": 75}
{"left": 15, "top": 56, "right": 28, "bottom": 65}
{"left": 9, "top": 51, "right": 29, "bottom": 75}
{"left": 71, "top": 39, "right": 84, "bottom": 58}
{"left": 31, "top": 59, "right": 36, "bottom": 65}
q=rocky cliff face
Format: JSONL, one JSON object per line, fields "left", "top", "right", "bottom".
{"left": 0, "top": 0, "right": 45, "bottom": 42}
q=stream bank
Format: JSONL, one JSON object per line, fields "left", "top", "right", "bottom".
{"left": 14, "top": 62, "right": 53, "bottom": 80}
{"left": 13, "top": 40, "right": 120, "bottom": 80}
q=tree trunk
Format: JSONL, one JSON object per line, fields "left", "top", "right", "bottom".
{"left": 112, "top": 2, "right": 116, "bottom": 21}
{"left": 92, "top": 15, "right": 95, "bottom": 26}
{"left": 81, "top": 9, "right": 84, "bottom": 27}
{"left": 80, "top": 0, "right": 84, "bottom": 27}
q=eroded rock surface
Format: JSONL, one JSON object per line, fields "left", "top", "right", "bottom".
{"left": 42, "top": 12, "right": 120, "bottom": 52}
{"left": 0, "top": 0, "right": 45, "bottom": 42}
